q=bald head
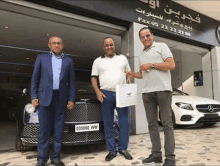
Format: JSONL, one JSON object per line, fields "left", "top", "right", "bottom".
{"left": 48, "top": 36, "right": 64, "bottom": 56}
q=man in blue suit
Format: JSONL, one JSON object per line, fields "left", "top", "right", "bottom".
{"left": 31, "top": 36, "right": 76, "bottom": 166}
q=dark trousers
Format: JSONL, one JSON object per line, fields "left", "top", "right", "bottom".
{"left": 142, "top": 91, "right": 175, "bottom": 160}
{"left": 37, "top": 90, "right": 65, "bottom": 162}
{"left": 101, "top": 89, "right": 130, "bottom": 152}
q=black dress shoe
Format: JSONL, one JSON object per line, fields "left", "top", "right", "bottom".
{"left": 118, "top": 150, "right": 133, "bottom": 160}
{"left": 105, "top": 152, "right": 117, "bottom": 161}
{"left": 35, "top": 161, "right": 46, "bottom": 166}
{"left": 51, "top": 159, "right": 65, "bottom": 166}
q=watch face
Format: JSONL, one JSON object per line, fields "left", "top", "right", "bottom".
{"left": 151, "top": 63, "right": 155, "bottom": 68}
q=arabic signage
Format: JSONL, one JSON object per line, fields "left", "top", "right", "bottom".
{"left": 136, "top": 0, "right": 201, "bottom": 38}
{"left": 57, "top": 0, "right": 220, "bottom": 46}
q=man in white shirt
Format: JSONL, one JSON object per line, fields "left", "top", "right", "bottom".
{"left": 91, "top": 37, "right": 133, "bottom": 161}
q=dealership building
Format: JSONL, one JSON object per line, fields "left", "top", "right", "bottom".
{"left": 0, "top": 0, "right": 220, "bottom": 136}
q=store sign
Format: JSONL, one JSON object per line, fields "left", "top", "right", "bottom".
{"left": 136, "top": 0, "right": 201, "bottom": 38}
{"left": 58, "top": 0, "right": 220, "bottom": 46}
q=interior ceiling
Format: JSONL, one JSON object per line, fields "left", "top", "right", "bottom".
{"left": 0, "top": 0, "right": 209, "bottom": 78}
{"left": 173, "top": 0, "right": 220, "bottom": 21}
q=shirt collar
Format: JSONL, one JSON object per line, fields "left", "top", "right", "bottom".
{"left": 50, "top": 51, "right": 64, "bottom": 59}
{"left": 101, "top": 53, "right": 119, "bottom": 58}
{"left": 144, "top": 41, "right": 156, "bottom": 51}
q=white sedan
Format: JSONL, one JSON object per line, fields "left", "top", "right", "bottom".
{"left": 160, "top": 89, "right": 220, "bottom": 127}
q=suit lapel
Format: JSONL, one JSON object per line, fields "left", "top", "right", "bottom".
{"left": 60, "top": 56, "right": 67, "bottom": 81}
{"left": 47, "top": 53, "right": 53, "bottom": 79}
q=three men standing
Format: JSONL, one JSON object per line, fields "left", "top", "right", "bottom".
{"left": 31, "top": 29, "right": 175, "bottom": 165}
{"left": 31, "top": 36, "right": 76, "bottom": 166}
{"left": 91, "top": 37, "right": 133, "bottom": 161}
{"left": 127, "top": 27, "right": 176, "bottom": 166}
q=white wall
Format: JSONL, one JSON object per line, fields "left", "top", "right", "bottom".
{"left": 171, "top": 50, "right": 213, "bottom": 99}
{"left": 212, "top": 46, "right": 220, "bottom": 101}
{"left": 128, "top": 22, "right": 149, "bottom": 134}
{"left": 181, "top": 51, "right": 203, "bottom": 95}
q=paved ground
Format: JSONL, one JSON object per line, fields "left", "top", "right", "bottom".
{"left": 0, "top": 122, "right": 220, "bottom": 166}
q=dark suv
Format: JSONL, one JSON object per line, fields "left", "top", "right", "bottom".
{"left": 16, "top": 81, "right": 119, "bottom": 151}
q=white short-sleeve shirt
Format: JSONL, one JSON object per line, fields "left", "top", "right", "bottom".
{"left": 91, "top": 54, "right": 131, "bottom": 92}
{"left": 138, "top": 41, "right": 173, "bottom": 93}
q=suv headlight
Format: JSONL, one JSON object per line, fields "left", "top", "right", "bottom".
{"left": 24, "top": 103, "right": 35, "bottom": 114}
{"left": 175, "top": 102, "right": 194, "bottom": 110}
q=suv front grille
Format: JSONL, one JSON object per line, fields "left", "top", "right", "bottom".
{"left": 196, "top": 104, "right": 220, "bottom": 113}
{"left": 66, "top": 102, "right": 102, "bottom": 122}
{"left": 21, "top": 125, "right": 105, "bottom": 144}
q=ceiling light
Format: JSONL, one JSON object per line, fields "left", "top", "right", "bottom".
{"left": 26, "top": 57, "right": 30, "bottom": 60}
{"left": 46, "top": 34, "right": 50, "bottom": 36}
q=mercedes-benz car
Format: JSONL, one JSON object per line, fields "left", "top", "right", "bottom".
{"left": 16, "top": 81, "right": 119, "bottom": 151}
{"left": 159, "top": 88, "right": 220, "bottom": 127}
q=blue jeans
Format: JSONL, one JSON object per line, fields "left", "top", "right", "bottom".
{"left": 101, "top": 89, "right": 130, "bottom": 152}
{"left": 37, "top": 90, "right": 66, "bottom": 162}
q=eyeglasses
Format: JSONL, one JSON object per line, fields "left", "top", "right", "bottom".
{"left": 49, "top": 42, "right": 63, "bottom": 45}
{"left": 104, "top": 44, "right": 114, "bottom": 48}
{"left": 140, "top": 34, "right": 151, "bottom": 40}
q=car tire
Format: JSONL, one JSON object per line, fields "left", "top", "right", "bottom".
{"left": 203, "top": 122, "right": 216, "bottom": 126}
{"left": 172, "top": 111, "right": 178, "bottom": 128}
{"left": 8, "top": 107, "right": 18, "bottom": 122}
{"left": 15, "top": 121, "right": 33, "bottom": 151}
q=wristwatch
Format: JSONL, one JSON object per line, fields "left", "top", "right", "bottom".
{"left": 151, "top": 63, "right": 155, "bottom": 68}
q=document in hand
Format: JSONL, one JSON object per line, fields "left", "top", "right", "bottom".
{"left": 116, "top": 83, "right": 137, "bottom": 108}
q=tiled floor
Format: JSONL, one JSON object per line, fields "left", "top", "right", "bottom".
{"left": 1, "top": 123, "right": 220, "bottom": 165}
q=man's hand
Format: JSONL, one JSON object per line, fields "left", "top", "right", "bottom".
{"left": 139, "top": 63, "right": 151, "bottom": 73}
{"left": 32, "top": 99, "right": 39, "bottom": 107}
{"left": 126, "top": 71, "right": 134, "bottom": 82}
{"left": 67, "top": 101, "right": 74, "bottom": 110}
{"left": 96, "top": 91, "right": 106, "bottom": 103}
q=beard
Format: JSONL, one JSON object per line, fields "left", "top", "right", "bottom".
{"left": 108, "top": 54, "right": 114, "bottom": 58}
{"left": 53, "top": 51, "right": 62, "bottom": 57}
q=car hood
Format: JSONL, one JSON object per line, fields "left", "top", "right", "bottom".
{"left": 172, "top": 95, "right": 220, "bottom": 104}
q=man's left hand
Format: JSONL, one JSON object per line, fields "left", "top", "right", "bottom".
{"left": 139, "top": 63, "right": 151, "bottom": 73}
{"left": 67, "top": 101, "right": 74, "bottom": 110}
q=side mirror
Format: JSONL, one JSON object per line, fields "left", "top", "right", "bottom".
{"left": 22, "top": 88, "right": 28, "bottom": 96}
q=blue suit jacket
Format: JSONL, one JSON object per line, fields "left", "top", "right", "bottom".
{"left": 31, "top": 53, "right": 76, "bottom": 107}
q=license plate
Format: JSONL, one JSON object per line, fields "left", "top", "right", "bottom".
{"left": 75, "top": 123, "right": 99, "bottom": 132}
{"left": 204, "top": 114, "right": 218, "bottom": 119}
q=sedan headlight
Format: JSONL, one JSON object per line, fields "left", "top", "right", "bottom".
{"left": 24, "top": 103, "right": 35, "bottom": 114}
{"left": 175, "top": 102, "right": 194, "bottom": 110}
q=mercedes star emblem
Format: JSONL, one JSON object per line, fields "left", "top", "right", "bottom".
{"left": 207, "top": 105, "right": 214, "bottom": 113}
